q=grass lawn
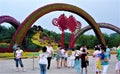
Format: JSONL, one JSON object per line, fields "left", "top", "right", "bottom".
{"left": 0, "top": 52, "right": 40, "bottom": 59}
{"left": 0, "top": 50, "right": 117, "bottom": 59}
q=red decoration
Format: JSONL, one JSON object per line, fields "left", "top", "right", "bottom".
{"left": 52, "top": 14, "right": 82, "bottom": 48}
{"left": 70, "top": 33, "right": 75, "bottom": 48}
{"left": 52, "top": 14, "right": 67, "bottom": 47}
{"left": 66, "top": 15, "right": 77, "bottom": 32}
{"left": 66, "top": 15, "right": 81, "bottom": 48}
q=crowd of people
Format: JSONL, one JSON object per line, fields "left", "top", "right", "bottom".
{"left": 12, "top": 43, "right": 120, "bottom": 74}
{"left": 55, "top": 45, "right": 89, "bottom": 74}
{"left": 54, "top": 44, "right": 119, "bottom": 74}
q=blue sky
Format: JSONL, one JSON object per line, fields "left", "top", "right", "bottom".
{"left": 0, "top": 0, "right": 120, "bottom": 35}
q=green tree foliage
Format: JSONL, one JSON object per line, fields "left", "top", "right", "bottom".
{"left": 76, "top": 33, "right": 120, "bottom": 49}
{"left": 64, "top": 32, "right": 70, "bottom": 45}
{"left": 76, "top": 34, "right": 98, "bottom": 48}
{"left": 0, "top": 25, "right": 120, "bottom": 49}
{"left": 109, "top": 33, "right": 120, "bottom": 47}
{"left": 0, "top": 25, "right": 16, "bottom": 43}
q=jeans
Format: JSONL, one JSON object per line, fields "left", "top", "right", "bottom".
{"left": 16, "top": 58, "right": 24, "bottom": 67}
{"left": 39, "top": 64, "right": 47, "bottom": 74}
{"left": 47, "top": 57, "right": 52, "bottom": 69}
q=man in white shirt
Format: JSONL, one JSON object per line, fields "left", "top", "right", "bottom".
{"left": 46, "top": 43, "right": 53, "bottom": 70}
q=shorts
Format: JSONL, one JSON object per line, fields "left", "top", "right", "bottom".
{"left": 56, "top": 55, "right": 60, "bottom": 62}
{"left": 64, "top": 57, "right": 67, "bottom": 61}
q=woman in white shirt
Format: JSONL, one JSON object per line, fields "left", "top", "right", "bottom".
{"left": 67, "top": 48, "right": 75, "bottom": 68}
{"left": 15, "top": 46, "right": 24, "bottom": 72}
{"left": 39, "top": 47, "right": 48, "bottom": 74}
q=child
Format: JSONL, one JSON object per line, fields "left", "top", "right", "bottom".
{"left": 39, "top": 47, "right": 48, "bottom": 74}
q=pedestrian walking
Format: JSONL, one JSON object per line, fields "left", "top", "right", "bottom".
{"left": 46, "top": 43, "right": 53, "bottom": 70}
{"left": 39, "top": 47, "right": 48, "bottom": 74}
{"left": 55, "top": 45, "right": 62, "bottom": 69}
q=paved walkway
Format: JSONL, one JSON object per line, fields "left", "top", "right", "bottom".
{"left": 0, "top": 55, "right": 116, "bottom": 74}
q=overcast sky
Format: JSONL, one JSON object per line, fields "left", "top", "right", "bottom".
{"left": 0, "top": 0, "right": 120, "bottom": 35}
